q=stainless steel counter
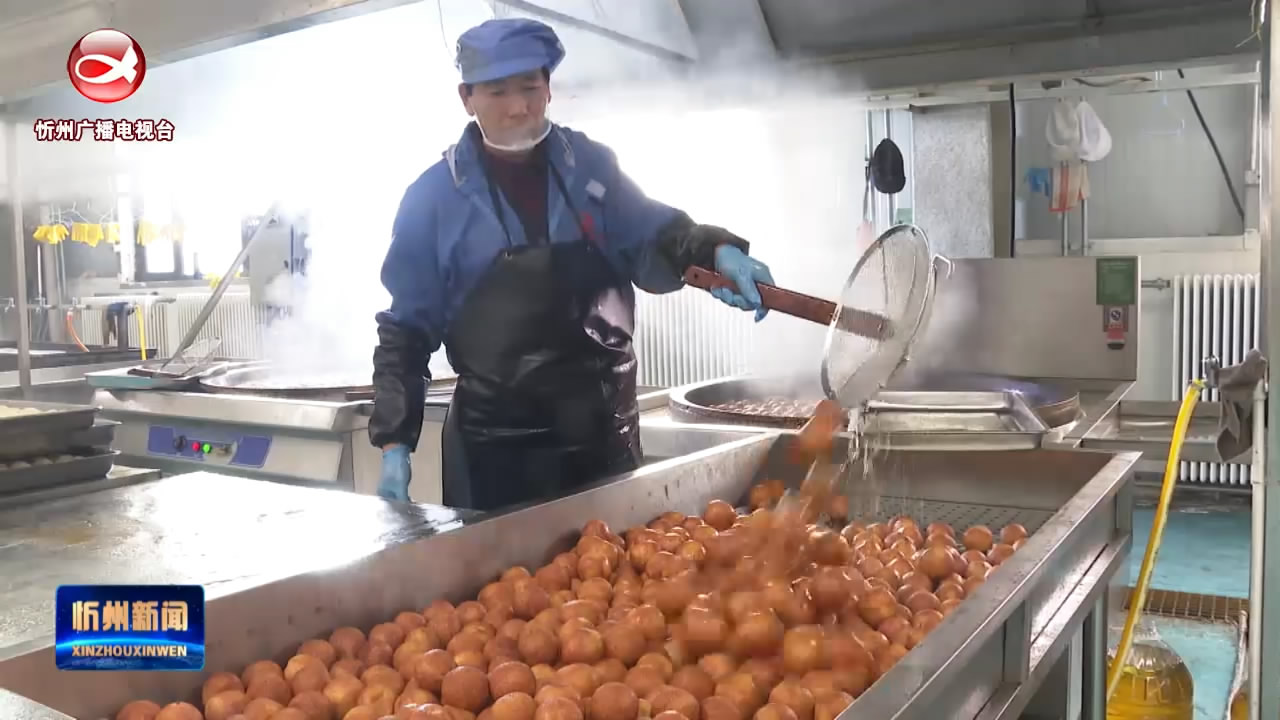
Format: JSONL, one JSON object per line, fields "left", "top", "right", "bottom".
{"left": 1043, "top": 379, "right": 1249, "bottom": 475}
{"left": 0, "top": 689, "right": 75, "bottom": 720}
{"left": 90, "top": 383, "right": 746, "bottom": 503}
{"left": 1076, "top": 399, "right": 1243, "bottom": 460}
{"left": 645, "top": 378, "right": 1122, "bottom": 450}
{"left": 0, "top": 362, "right": 137, "bottom": 404}
{"left": 0, "top": 472, "right": 475, "bottom": 662}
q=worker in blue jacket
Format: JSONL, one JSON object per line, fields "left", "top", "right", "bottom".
{"left": 369, "top": 18, "right": 775, "bottom": 509}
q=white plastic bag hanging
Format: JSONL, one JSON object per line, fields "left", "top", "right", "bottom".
{"left": 1046, "top": 98, "right": 1112, "bottom": 163}
{"left": 1076, "top": 100, "right": 1112, "bottom": 162}
{"left": 1046, "top": 99, "right": 1083, "bottom": 162}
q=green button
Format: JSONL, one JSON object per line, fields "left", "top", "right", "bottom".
{"left": 202, "top": 443, "right": 211, "bottom": 454}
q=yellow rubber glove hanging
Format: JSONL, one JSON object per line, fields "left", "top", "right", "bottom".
{"left": 83, "top": 224, "right": 104, "bottom": 247}
{"left": 33, "top": 225, "right": 68, "bottom": 244}
{"left": 104, "top": 223, "right": 121, "bottom": 245}
{"left": 203, "top": 270, "right": 243, "bottom": 289}
{"left": 136, "top": 221, "right": 158, "bottom": 247}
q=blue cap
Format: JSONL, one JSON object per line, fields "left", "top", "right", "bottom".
{"left": 455, "top": 19, "right": 565, "bottom": 84}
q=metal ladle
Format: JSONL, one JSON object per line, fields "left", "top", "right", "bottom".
{"left": 141, "top": 202, "right": 283, "bottom": 378}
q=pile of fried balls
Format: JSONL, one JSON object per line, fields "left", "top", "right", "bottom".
{"left": 114, "top": 482, "right": 1028, "bottom": 720}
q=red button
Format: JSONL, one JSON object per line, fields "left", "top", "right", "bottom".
{"left": 191, "top": 442, "right": 200, "bottom": 451}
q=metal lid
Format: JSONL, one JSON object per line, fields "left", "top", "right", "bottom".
{"left": 820, "top": 224, "right": 938, "bottom": 410}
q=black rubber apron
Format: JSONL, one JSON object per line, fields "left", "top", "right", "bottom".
{"left": 440, "top": 163, "right": 640, "bottom": 511}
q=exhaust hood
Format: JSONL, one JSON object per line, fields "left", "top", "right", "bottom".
{"left": 0, "top": 0, "right": 698, "bottom": 105}
{"left": 0, "top": 0, "right": 1257, "bottom": 106}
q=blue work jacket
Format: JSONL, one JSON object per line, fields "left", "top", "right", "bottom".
{"left": 378, "top": 122, "right": 685, "bottom": 354}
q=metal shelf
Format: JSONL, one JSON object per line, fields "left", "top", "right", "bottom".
{"left": 1078, "top": 400, "right": 1246, "bottom": 465}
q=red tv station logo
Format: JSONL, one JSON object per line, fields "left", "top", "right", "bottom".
{"left": 67, "top": 29, "right": 147, "bottom": 103}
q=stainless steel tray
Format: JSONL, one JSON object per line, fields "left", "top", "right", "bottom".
{"left": 0, "top": 400, "right": 96, "bottom": 438}
{"left": 0, "top": 419, "right": 118, "bottom": 462}
{"left": 0, "top": 450, "right": 119, "bottom": 496}
{"left": 86, "top": 360, "right": 243, "bottom": 392}
{"left": 862, "top": 390, "right": 1049, "bottom": 450}
{"left": 0, "top": 465, "right": 160, "bottom": 511}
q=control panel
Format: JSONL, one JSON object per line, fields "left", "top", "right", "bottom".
{"left": 146, "top": 426, "right": 272, "bottom": 468}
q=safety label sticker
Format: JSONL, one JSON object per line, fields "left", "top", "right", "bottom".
{"left": 1103, "top": 305, "right": 1128, "bottom": 350}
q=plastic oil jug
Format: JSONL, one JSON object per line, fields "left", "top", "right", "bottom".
{"left": 1107, "top": 638, "right": 1194, "bottom": 720}
{"left": 1230, "top": 685, "right": 1247, "bottom": 720}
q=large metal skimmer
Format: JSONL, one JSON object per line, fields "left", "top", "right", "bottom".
{"left": 150, "top": 202, "right": 284, "bottom": 377}
{"left": 684, "top": 224, "right": 947, "bottom": 412}
{"left": 821, "top": 223, "right": 950, "bottom": 412}
{"left": 781, "top": 224, "right": 949, "bottom": 516}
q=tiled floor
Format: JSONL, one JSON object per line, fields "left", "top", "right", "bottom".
{"left": 1123, "top": 502, "right": 1250, "bottom": 720}
{"left": 1148, "top": 617, "right": 1241, "bottom": 720}
{"left": 1128, "top": 505, "right": 1251, "bottom": 600}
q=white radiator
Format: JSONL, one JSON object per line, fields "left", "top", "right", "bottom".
{"left": 634, "top": 289, "right": 752, "bottom": 388}
{"left": 1171, "top": 273, "right": 1261, "bottom": 486}
{"left": 159, "top": 293, "right": 268, "bottom": 359}
{"left": 72, "top": 292, "right": 268, "bottom": 360}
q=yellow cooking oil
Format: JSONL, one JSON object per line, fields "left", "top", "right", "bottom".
{"left": 1106, "top": 640, "right": 1194, "bottom": 720}
{"left": 1229, "top": 685, "right": 1247, "bottom": 720}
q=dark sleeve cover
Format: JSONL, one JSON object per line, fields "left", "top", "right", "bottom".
{"left": 597, "top": 143, "right": 749, "bottom": 294}
{"left": 369, "top": 180, "right": 446, "bottom": 451}
{"left": 651, "top": 214, "right": 750, "bottom": 289}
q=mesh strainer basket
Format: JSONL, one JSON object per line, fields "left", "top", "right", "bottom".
{"left": 821, "top": 224, "right": 951, "bottom": 411}
{"left": 135, "top": 337, "right": 225, "bottom": 379}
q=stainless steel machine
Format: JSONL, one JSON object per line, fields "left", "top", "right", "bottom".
{"left": 83, "top": 363, "right": 456, "bottom": 501}
{"left": 650, "top": 253, "right": 1252, "bottom": 480}
{"left": 648, "top": 256, "right": 1141, "bottom": 449}
{"left": 80, "top": 361, "right": 738, "bottom": 502}
{"left": 0, "top": 430, "right": 1140, "bottom": 720}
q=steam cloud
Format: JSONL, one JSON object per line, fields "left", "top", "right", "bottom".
{"left": 13, "top": 0, "right": 974, "bottom": 391}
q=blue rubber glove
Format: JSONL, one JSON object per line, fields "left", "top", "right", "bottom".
{"left": 378, "top": 445, "right": 411, "bottom": 501}
{"left": 712, "top": 244, "right": 775, "bottom": 322}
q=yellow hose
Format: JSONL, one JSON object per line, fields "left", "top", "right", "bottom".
{"left": 135, "top": 304, "right": 148, "bottom": 362}
{"left": 1105, "top": 378, "right": 1205, "bottom": 701}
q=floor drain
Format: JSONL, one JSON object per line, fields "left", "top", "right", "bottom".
{"left": 1124, "top": 587, "right": 1246, "bottom": 623}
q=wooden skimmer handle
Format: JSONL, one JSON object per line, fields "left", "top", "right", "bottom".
{"left": 683, "top": 266, "right": 890, "bottom": 340}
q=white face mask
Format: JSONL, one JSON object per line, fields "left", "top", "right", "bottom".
{"left": 475, "top": 116, "right": 552, "bottom": 153}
